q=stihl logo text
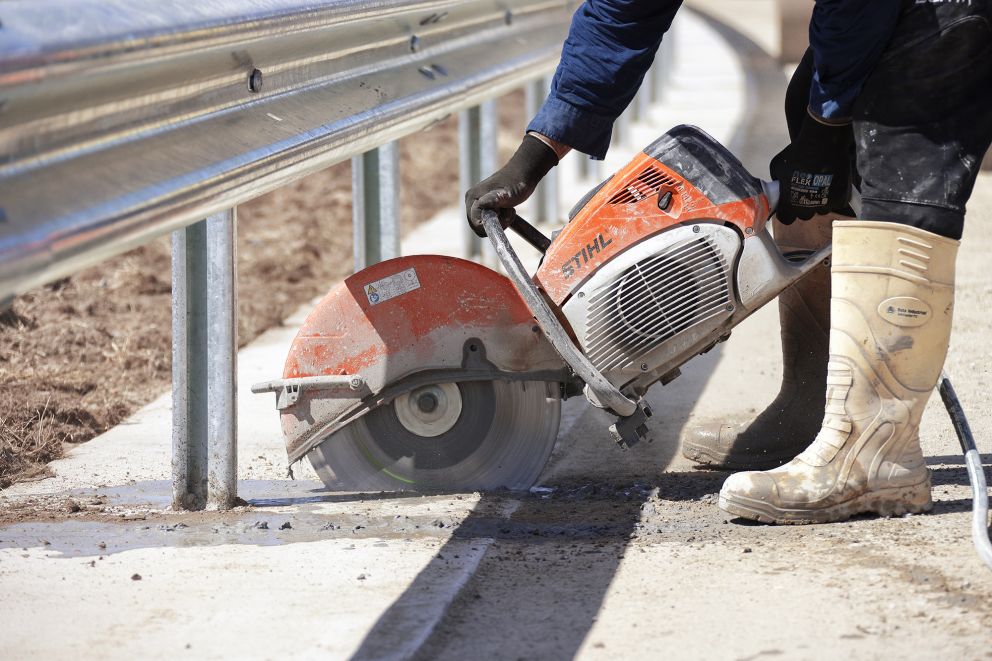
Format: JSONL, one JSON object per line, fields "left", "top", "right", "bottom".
{"left": 561, "top": 233, "right": 613, "bottom": 279}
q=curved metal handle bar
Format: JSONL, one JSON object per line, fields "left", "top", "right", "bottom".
{"left": 482, "top": 210, "right": 638, "bottom": 417}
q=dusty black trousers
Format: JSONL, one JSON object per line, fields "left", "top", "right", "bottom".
{"left": 787, "top": 1, "right": 992, "bottom": 240}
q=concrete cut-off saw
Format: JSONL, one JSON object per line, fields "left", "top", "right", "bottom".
{"left": 252, "top": 125, "right": 837, "bottom": 491}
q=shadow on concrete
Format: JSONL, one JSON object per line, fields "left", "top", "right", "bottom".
{"left": 928, "top": 453, "right": 991, "bottom": 494}
{"left": 928, "top": 453, "right": 992, "bottom": 466}
{"left": 348, "top": 8, "right": 793, "bottom": 659}
{"left": 350, "top": 485, "right": 650, "bottom": 661}
{"left": 931, "top": 498, "right": 982, "bottom": 516}
{"left": 930, "top": 462, "right": 992, "bottom": 489}
{"left": 339, "top": 281, "right": 717, "bottom": 652}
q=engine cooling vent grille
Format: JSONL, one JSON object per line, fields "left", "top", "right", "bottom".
{"left": 608, "top": 166, "right": 680, "bottom": 205}
{"left": 584, "top": 236, "right": 730, "bottom": 372}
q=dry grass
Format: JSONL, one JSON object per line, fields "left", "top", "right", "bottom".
{"left": 0, "top": 396, "right": 66, "bottom": 487}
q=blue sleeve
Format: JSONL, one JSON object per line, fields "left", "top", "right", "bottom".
{"left": 808, "top": 1, "right": 902, "bottom": 122}
{"left": 527, "top": 0, "right": 682, "bottom": 159}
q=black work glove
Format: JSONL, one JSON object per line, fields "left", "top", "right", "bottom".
{"left": 770, "top": 112, "right": 854, "bottom": 224}
{"left": 465, "top": 134, "right": 559, "bottom": 237}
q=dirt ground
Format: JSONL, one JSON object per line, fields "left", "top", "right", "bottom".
{"left": 0, "top": 94, "right": 525, "bottom": 488}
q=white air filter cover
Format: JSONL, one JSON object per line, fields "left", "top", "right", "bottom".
{"left": 562, "top": 224, "right": 741, "bottom": 383}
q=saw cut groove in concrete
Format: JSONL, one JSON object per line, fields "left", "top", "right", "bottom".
{"left": 348, "top": 538, "right": 494, "bottom": 661}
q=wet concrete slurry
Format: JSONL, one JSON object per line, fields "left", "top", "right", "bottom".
{"left": 1, "top": 439, "right": 990, "bottom": 659}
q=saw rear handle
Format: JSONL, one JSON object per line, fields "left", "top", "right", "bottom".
{"left": 508, "top": 213, "right": 552, "bottom": 253}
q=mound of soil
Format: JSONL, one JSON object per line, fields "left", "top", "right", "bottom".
{"left": 0, "top": 94, "right": 525, "bottom": 488}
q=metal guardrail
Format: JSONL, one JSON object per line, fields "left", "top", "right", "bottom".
{"left": 0, "top": 0, "right": 573, "bottom": 300}
{"left": 0, "top": 0, "right": 674, "bottom": 509}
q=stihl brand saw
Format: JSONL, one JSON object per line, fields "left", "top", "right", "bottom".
{"left": 253, "top": 125, "right": 831, "bottom": 491}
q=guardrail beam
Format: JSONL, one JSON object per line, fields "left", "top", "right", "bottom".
{"left": 0, "top": 0, "right": 571, "bottom": 302}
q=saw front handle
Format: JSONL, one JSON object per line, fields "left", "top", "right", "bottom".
{"left": 481, "top": 210, "right": 650, "bottom": 448}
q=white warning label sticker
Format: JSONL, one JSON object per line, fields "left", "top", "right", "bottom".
{"left": 364, "top": 267, "right": 421, "bottom": 305}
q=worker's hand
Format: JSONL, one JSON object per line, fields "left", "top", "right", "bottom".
{"left": 770, "top": 112, "right": 854, "bottom": 224}
{"left": 465, "top": 134, "right": 560, "bottom": 237}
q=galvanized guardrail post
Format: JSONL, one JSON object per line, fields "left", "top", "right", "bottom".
{"left": 352, "top": 143, "right": 402, "bottom": 270}
{"left": 171, "top": 209, "right": 238, "bottom": 511}
{"left": 524, "top": 77, "right": 560, "bottom": 225}
{"left": 650, "top": 54, "right": 665, "bottom": 105}
{"left": 614, "top": 107, "right": 632, "bottom": 151}
{"left": 205, "top": 210, "right": 238, "bottom": 510}
{"left": 171, "top": 223, "right": 207, "bottom": 511}
{"left": 576, "top": 150, "right": 592, "bottom": 181}
{"left": 0, "top": 0, "right": 577, "bottom": 507}
{"left": 459, "top": 106, "right": 481, "bottom": 259}
{"left": 459, "top": 101, "right": 499, "bottom": 261}
{"left": 634, "top": 66, "right": 653, "bottom": 123}
{"left": 655, "top": 25, "right": 677, "bottom": 102}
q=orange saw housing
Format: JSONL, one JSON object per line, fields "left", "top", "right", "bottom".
{"left": 536, "top": 149, "right": 772, "bottom": 305}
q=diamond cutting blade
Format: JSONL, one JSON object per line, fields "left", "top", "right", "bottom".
{"left": 307, "top": 380, "right": 562, "bottom": 492}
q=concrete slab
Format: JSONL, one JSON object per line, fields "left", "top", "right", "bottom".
{"left": 0, "top": 534, "right": 482, "bottom": 660}
{"left": 3, "top": 3, "right": 991, "bottom": 660}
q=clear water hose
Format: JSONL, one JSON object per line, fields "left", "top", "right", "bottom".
{"left": 938, "top": 372, "right": 992, "bottom": 571}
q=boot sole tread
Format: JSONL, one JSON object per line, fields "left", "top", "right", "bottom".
{"left": 718, "top": 481, "right": 933, "bottom": 525}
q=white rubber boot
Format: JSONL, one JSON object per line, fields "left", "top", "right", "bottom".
{"left": 719, "top": 221, "right": 958, "bottom": 524}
